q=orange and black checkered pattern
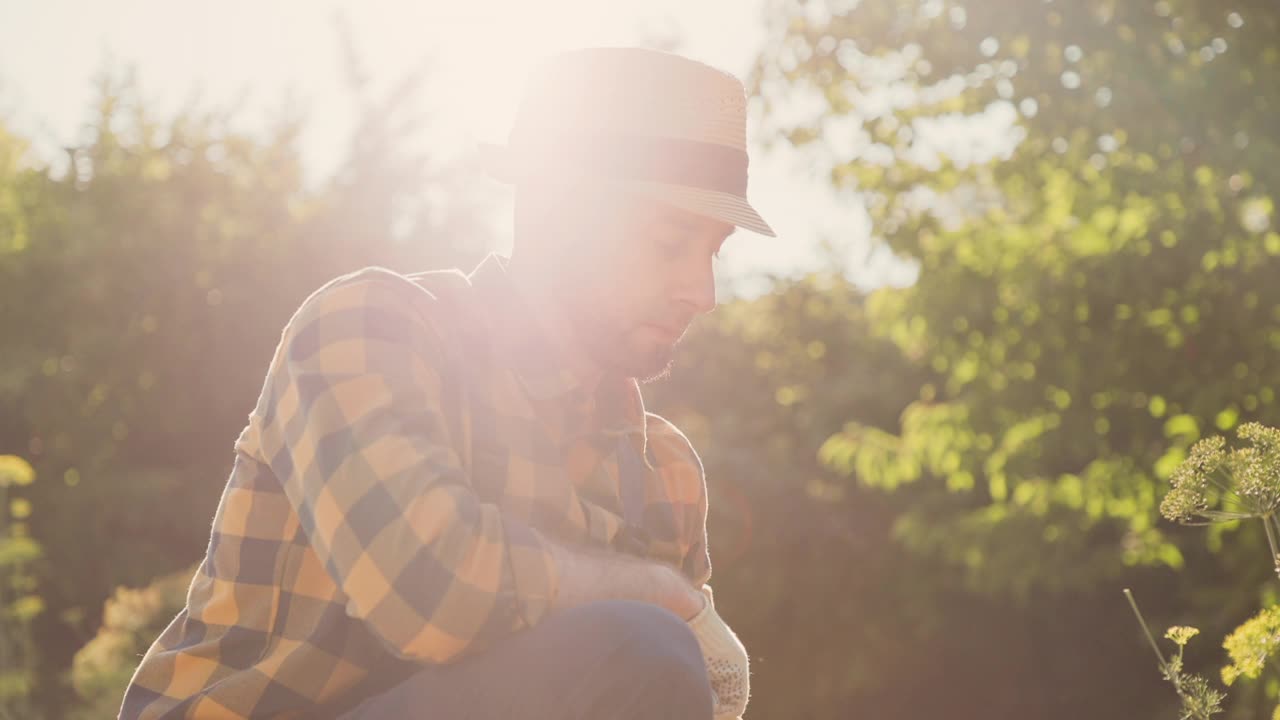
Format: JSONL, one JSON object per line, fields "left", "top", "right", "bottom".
{"left": 121, "top": 255, "right": 712, "bottom": 718}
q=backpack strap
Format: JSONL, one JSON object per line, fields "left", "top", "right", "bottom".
{"left": 612, "top": 434, "right": 654, "bottom": 558}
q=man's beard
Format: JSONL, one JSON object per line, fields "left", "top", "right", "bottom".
{"left": 631, "top": 347, "right": 677, "bottom": 384}
{"left": 592, "top": 326, "right": 677, "bottom": 382}
{"left": 571, "top": 309, "right": 678, "bottom": 383}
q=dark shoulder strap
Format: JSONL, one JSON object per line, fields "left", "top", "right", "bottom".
{"left": 615, "top": 436, "right": 647, "bottom": 527}
{"left": 612, "top": 435, "right": 654, "bottom": 557}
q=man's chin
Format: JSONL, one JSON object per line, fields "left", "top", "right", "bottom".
{"left": 584, "top": 329, "right": 678, "bottom": 382}
{"left": 610, "top": 345, "right": 675, "bottom": 383}
{"left": 636, "top": 358, "right": 675, "bottom": 384}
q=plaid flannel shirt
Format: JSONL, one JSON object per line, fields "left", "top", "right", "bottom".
{"left": 121, "top": 254, "right": 713, "bottom": 719}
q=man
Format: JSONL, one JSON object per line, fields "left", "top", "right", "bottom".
{"left": 122, "top": 47, "right": 774, "bottom": 719}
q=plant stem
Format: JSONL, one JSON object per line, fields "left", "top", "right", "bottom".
{"left": 1262, "top": 514, "right": 1280, "bottom": 576}
{"left": 1268, "top": 513, "right": 1280, "bottom": 576}
{"left": 1124, "top": 588, "right": 1168, "bottom": 668}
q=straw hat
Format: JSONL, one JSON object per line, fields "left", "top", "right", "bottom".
{"left": 479, "top": 47, "right": 776, "bottom": 237}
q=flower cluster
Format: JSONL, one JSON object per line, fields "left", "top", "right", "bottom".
{"left": 1165, "top": 626, "right": 1200, "bottom": 648}
{"left": 1161, "top": 424, "right": 1280, "bottom": 524}
{"left": 1221, "top": 605, "right": 1280, "bottom": 687}
{"left": 1232, "top": 424, "right": 1280, "bottom": 512}
{"left": 1161, "top": 435, "right": 1226, "bottom": 523}
{"left": 1157, "top": 625, "right": 1225, "bottom": 720}
{"left": 1125, "top": 590, "right": 1226, "bottom": 720}
{"left": 1143, "top": 424, "right": 1280, "bottom": 718}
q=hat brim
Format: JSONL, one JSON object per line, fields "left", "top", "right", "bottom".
{"left": 626, "top": 181, "right": 776, "bottom": 238}
{"left": 477, "top": 143, "right": 777, "bottom": 238}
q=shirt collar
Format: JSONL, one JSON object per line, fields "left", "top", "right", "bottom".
{"left": 467, "top": 253, "right": 648, "bottom": 437}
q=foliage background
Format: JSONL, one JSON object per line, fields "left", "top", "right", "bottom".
{"left": 2, "top": 0, "right": 1278, "bottom": 717}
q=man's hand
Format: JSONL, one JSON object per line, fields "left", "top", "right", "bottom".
{"left": 686, "top": 585, "right": 750, "bottom": 720}
{"left": 544, "top": 540, "right": 748, "bottom": 716}
{"left": 545, "top": 539, "right": 704, "bottom": 620}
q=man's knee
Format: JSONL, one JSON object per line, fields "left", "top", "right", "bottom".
{"left": 579, "top": 601, "right": 713, "bottom": 718}
{"left": 340, "top": 600, "right": 713, "bottom": 720}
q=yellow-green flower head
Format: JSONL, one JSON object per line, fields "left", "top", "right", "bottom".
{"left": 1231, "top": 446, "right": 1280, "bottom": 512}
{"left": 1185, "top": 435, "right": 1227, "bottom": 476}
{"left": 1222, "top": 606, "right": 1280, "bottom": 686}
{"left": 1164, "top": 625, "right": 1200, "bottom": 647}
{"left": 1160, "top": 483, "right": 1208, "bottom": 523}
{"left": 1161, "top": 436, "right": 1225, "bottom": 522}
{"left": 1239, "top": 422, "right": 1280, "bottom": 454}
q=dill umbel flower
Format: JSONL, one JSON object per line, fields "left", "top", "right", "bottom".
{"left": 1187, "top": 435, "right": 1229, "bottom": 475}
{"left": 1125, "top": 589, "right": 1226, "bottom": 720}
{"left": 1160, "top": 483, "right": 1209, "bottom": 523}
{"left": 1160, "top": 436, "right": 1226, "bottom": 523}
{"left": 1165, "top": 626, "right": 1201, "bottom": 647}
{"left": 1221, "top": 605, "right": 1280, "bottom": 686}
{"left": 1160, "top": 427, "right": 1280, "bottom": 523}
{"left": 1161, "top": 423, "right": 1280, "bottom": 576}
{"left": 1230, "top": 446, "right": 1280, "bottom": 514}
{"left": 1238, "top": 422, "right": 1280, "bottom": 455}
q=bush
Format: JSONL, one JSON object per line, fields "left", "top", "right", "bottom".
{"left": 67, "top": 566, "right": 195, "bottom": 720}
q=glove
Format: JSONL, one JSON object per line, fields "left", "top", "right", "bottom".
{"left": 686, "top": 585, "right": 749, "bottom": 720}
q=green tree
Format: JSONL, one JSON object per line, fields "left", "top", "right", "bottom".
{"left": 652, "top": 271, "right": 1188, "bottom": 719}
{"left": 0, "top": 61, "right": 494, "bottom": 714}
{"left": 649, "top": 273, "right": 931, "bottom": 718}
{"left": 755, "top": 0, "right": 1280, "bottom": 716}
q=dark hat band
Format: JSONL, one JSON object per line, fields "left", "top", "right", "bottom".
{"left": 504, "top": 130, "right": 749, "bottom": 195}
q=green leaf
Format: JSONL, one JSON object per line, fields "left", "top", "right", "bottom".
{"left": 0, "top": 456, "right": 35, "bottom": 487}
{"left": 1164, "top": 414, "right": 1201, "bottom": 441}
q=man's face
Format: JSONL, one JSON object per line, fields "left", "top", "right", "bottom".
{"left": 548, "top": 189, "right": 732, "bottom": 382}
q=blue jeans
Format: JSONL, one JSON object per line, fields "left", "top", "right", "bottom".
{"left": 340, "top": 600, "right": 715, "bottom": 719}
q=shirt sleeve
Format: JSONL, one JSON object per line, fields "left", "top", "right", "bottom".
{"left": 255, "top": 268, "right": 559, "bottom": 664}
{"left": 683, "top": 479, "right": 713, "bottom": 588}
{"left": 644, "top": 413, "right": 713, "bottom": 587}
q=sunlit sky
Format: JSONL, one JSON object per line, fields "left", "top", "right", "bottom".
{"left": 1, "top": 0, "right": 917, "bottom": 294}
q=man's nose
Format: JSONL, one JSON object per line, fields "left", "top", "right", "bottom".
{"left": 673, "top": 257, "right": 717, "bottom": 316}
